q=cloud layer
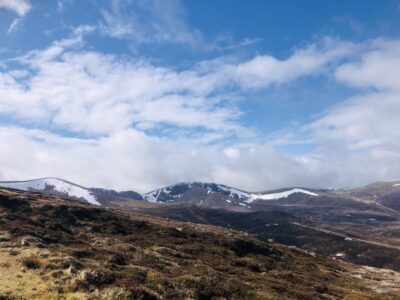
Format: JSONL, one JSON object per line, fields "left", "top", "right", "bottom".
{"left": 1, "top": 1, "right": 399, "bottom": 192}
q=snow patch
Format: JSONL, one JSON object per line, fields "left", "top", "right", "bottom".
{"left": 248, "top": 188, "right": 318, "bottom": 203}
{"left": 143, "top": 189, "right": 163, "bottom": 203}
{"left": 217, "top": 185, "right": 251, "bottom": 201}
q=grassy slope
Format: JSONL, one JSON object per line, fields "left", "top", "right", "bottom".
{"left": 0, "top": 188, "right": 399, "bottom": 300}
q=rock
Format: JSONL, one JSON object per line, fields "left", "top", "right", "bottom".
{"left": 79, "top": 269, "right": 115, "bottom": 286}
{"left": 9, "top": 249, "right": 20, "bottom": 256}
{"left": 22, "top": 257, "right": 41, "bottom": 269}
{"left": 20, "top": 236, "right": 44, "bottom": 247}
{"left": 66, "top": 265, "right": 78, "bottom": 275}
{"left": 128, "top": 286, "right": 161, "bottom": 300}
{"left": 0, "top": 231, "right": 11, "bottom": 242}
{"left": 109, "top": 253, "right": 127, "bottom": 266}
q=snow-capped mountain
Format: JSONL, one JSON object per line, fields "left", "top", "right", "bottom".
{"left": 0, "top": 178, "right": 100, "bottom": 205}
{"left": 142, "top": 182, "right": 319, "bottom": 206}
{"left": 142, "top": 182, "right": 250, "bottom": 203}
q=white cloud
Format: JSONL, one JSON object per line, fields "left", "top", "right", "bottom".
{"left": 308, "top": 93, "right": 400, "bottom": 147}
{"left": 223, "top": 147, "right": 240, "bottom": 159}
{"left": 0, "top": 31, "right": 244, "bottom": 139}
{"left": 312, "top": 39, "right": 400, "bottom": 148}
{"left": 335, "top": 39, "right": 400, "bottom": 91}
{"left": 0, "top": 0, "right": 31, "bottom": 16}
{"left": 304, "top": 92, "right": 400, "bottom": 188}
{"left": 232, "top": 38, "right": 356, "bottom": 88}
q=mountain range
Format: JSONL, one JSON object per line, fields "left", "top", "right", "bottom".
{"left": 2, "top": 177, "right": 400, "bottom": 214}
{"left": 0, "top": 177, "right": 324, "bottom": 207}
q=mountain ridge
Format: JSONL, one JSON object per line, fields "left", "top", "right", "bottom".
{"left": 0, "top": 178, "right": 323, "bottom": 208}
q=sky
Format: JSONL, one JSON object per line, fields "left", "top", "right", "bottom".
{"left": 0, "top": 0, "right": 399, "bottom": 192}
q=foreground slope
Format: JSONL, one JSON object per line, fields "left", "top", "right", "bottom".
{"left": 0, "top": 189, "right": 398, "bottom": 299}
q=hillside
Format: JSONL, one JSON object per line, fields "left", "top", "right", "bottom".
{"left": 138, "top": 205, "right": 400, "bottom": 272}
{"left": 0, "top": 188, "right": 399, "bottom": 299}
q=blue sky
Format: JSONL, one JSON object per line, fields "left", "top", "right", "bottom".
{"left": 0, "top": 0, "right": 399, "bottom": 192}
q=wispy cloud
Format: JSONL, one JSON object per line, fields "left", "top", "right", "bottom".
{"left": 97, "top": 0, "right": 266, "bottom": 52}
{"left": 57, "top": 0, "right": 71, "bottom": 12}
{"left": 99, "top": 0, "right": 204, "bottom": 47}
{"left": 6, "top": 17, "right": 21, "bottom": 34}
{"left": 217, "top": 37, "right": 262, "bottom": 51}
